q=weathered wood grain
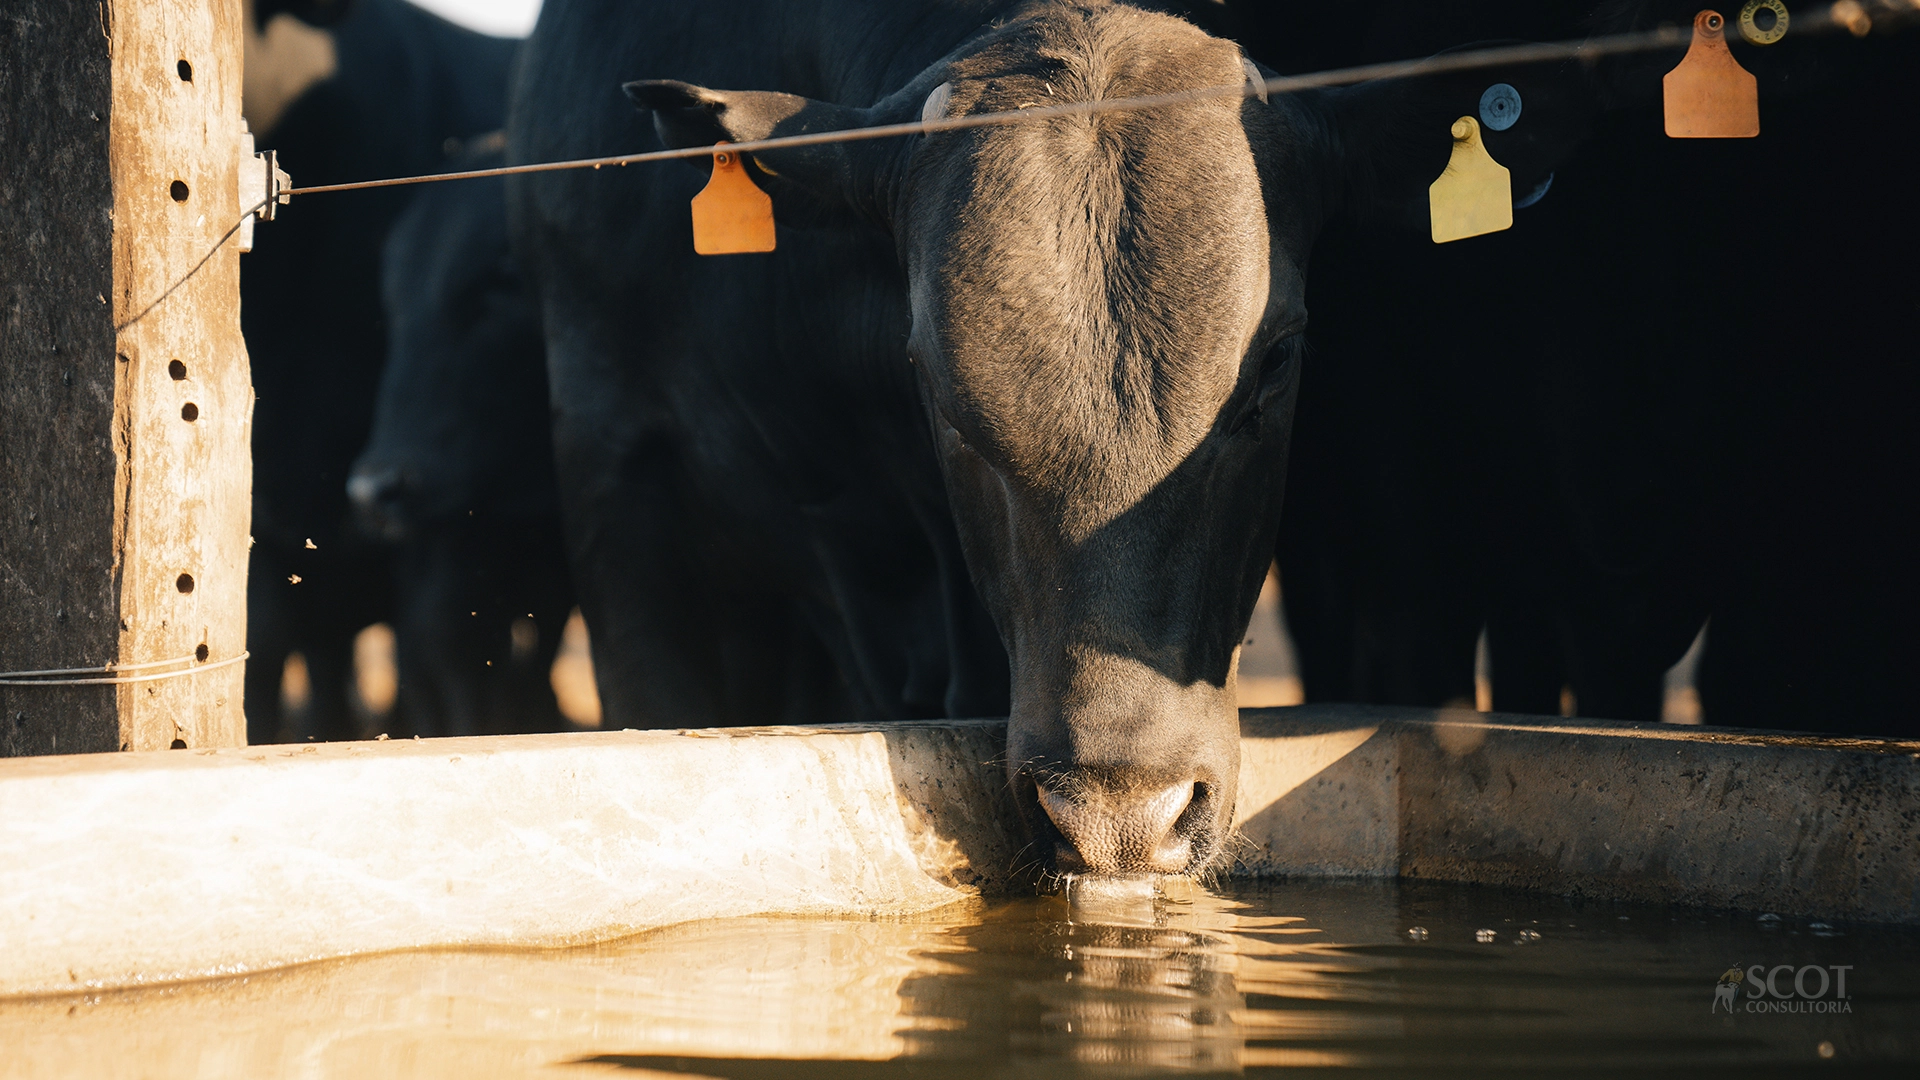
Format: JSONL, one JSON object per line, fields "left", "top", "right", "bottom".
{"left": 2, "top": 0, "right": 251, "bottom": 754}
{"left": 109, "top": 0, "right": 252, "bottom": 750}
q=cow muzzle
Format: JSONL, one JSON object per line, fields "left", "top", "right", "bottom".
{"left": 346, "top": 465, "right": 413, "bottom": 542}
{"left": 1036, "top": 777, "right": 1221, "bottom": 876}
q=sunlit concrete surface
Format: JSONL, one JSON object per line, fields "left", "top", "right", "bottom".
{"left": 1, "top": 707, "right": 1915, "bottom": 997}
{"left": 0, "top": 721, "right": 1024, "bottom": 998}
{"left": 1232, "top": 708, "right": 1920, "bottom": 925}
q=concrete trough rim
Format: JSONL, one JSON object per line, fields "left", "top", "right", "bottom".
{"left": 2, "top": 705, "right": 1915, "bottom": 998}
{"left": 1246, "top": 702, "right": 1920, "bottom": 754}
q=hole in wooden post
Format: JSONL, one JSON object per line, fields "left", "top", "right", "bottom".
{"left": 195, "top": 643, "right": 210, "bottom": 662}
{"left": 170, "top": 180, "right": 189, "bottom": 202}
{"left": 168, "top": 359, "right": 187, "bottom": 380}
{"left": 181, "top": 402, "right": 199, "bottom": 421}
{"left": 176, "top": 573, "right": 195, "bottom": 594}
{"left": 177, "top": 59, "right": 192, "bottom": 81}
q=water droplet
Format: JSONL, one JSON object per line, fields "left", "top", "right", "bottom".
{"left": 1818, "top": 1041, "right": 1835, "bottom": 1059}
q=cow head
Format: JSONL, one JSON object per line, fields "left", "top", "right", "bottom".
{"left": 627, "top": 0, "right": 1577, "bottom": 876}
{"left": 349, "top": 175, "right": 546, "bottom": 543}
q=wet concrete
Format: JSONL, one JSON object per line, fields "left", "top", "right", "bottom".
{"left": 0, "top": 706, "right": 1914, "bottom": 996}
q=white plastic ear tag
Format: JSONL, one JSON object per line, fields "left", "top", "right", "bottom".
{"left": 1241, "top": 57, "right": 1267, "bottom": 103}
{"left": 1664, "top": 10, "right": 1759, "bottom": 138}
{"left": 690, "top": 142, "right": 775, "bottom": 255}
{"left": 1429, "top": 116, "right": 1512, "bottom": 244}
{"left": 922, "top": 81, "right": 954, "bottom": 127}
{"left": 1737, "top": 0, "right": 1789, "bottom": 45}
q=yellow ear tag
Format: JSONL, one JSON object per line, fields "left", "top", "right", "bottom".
{"left": 690, "top": 142, "right": 776, "bottom": 255}
{"left": 1664, "top": 10, "right": 1759, "bottom": 138}
{"left": 1429, "top": 116, "right": 1512, "bottom": 244}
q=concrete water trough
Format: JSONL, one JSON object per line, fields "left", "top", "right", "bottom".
{"left": 1, "top": 705, "right": 1915, "bottom": 997}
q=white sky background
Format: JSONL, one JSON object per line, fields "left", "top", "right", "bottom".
{"left": 406, "top": 0, "right": 543, "bottom": 37}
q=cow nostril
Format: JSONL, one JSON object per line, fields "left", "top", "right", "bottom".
{"left": 1038, "top": 779, "right": 1201, "bottom": 876}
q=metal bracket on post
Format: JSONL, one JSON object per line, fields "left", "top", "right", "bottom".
{"left": 236, "top": 125, "right": 292, "bottom": 253}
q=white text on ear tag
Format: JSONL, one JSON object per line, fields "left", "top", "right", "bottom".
{"left": 691, "top": 142, "right": 776, "bottom": 255}
{"left": 1664, "top": 10, "right": 1759, "bottom": 138}
{"left": 1429, "top": 116, "right": 1512, "bottom": 244}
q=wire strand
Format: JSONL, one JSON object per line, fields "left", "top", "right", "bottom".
{"left": 283, "top": 4, "right": 1889, "bottom": 200}
{"left": 0, "top": 652, "right": 249, "bottom": 687}
{"left": 113, "top": 198, "right": 273, "bottom": 334}
{"left": 118, "top": 2, "right": 1906, "bottom": 324}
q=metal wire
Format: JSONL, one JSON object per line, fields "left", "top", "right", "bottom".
{"left": 285, "top": 2, "right": 1898, "bottom": 199}
{"left": 113, "top": 197, "right": 273, "bottom": 334}
{"left": 286, "top": 30, "right": 1689, "bottom": 198}
{"left": 117, "top": 2, "right": 1911, "bottom": 327}
{"left": 0, "top": 652, "right": 250, "bottom": 687}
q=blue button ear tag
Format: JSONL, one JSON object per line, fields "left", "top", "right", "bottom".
{"left": 1515, "top": 172, "right": 1554, "bottom": 209}
{"left": 1479, "top": 83, "right": 1522, "bottom": 131}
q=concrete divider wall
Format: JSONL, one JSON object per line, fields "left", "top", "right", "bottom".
{"left": 1232, "top": 709, "right": 1920, "bottom": 924}
{"left": 0, "top": 707, "right": 1914, "bottom": 996}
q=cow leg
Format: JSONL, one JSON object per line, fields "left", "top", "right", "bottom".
{"left": 1483, "top": 609, "right": 1566, "bottom": 716}
{"left": 550, "top": 407, "right": 757, "bottom": 728}
{"left": 243, "top": 545, "right": 296, "bottom": 744}
{"left": 495, "top": 516, "right": 575, "bottom": 734}
{"left": 388, "top": 533, "right": 486, "bottom": 738}
{"left": 296, "top": 627, "right": 359, "bottom": 742}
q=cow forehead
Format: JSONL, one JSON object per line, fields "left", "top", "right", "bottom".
{"left": 938, "top": 2, "right": 1246, "bottom": 110}
{"left": 895, "top": 4, "right": 1277, "bottom": 509}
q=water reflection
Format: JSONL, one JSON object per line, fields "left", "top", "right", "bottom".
{"left": 900, "top": 878, "right": 1254, "bottom": 1073}
{"left": 5, "top": 879, "right": 1915, "bottom": 1078}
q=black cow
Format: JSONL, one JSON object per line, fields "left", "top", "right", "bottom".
{"left": 349, "top": 152, "right": 575, "bottom": 738}
{"left": 241, "top": 0, "right": 518, "bottom": 742}
{"left": 509, "top": 0, "right": 1587, "bottom": 873}
{"left": 1217, "top": 1, "right": 1920, "bottom": 735}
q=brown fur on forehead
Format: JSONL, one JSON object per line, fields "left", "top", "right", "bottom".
{"left": 909, "top": 3, "right": 1270, "bottom": 526}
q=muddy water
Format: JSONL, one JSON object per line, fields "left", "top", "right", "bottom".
{"left": 4, "top": 878, "right": 1915, "bottom": 1078}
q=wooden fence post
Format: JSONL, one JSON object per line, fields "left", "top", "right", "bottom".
{"left": 2, "top": 0, "right": 252, "bottom": 754}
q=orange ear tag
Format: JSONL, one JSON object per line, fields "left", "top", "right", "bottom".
{"left": 1429, "top": 116, "right": 1512, "bottom": 244}
{"left": 690, "top": 142, "right": 776, "bottom": 255}
{"left": 1663, "top": 10, "right": 1759, "bottom": 138}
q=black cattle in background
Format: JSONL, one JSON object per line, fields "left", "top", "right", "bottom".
{"left": 241, "top": 0, "right": 518, "bottom": 741}
{"left": 349, "top": 153, "right": 575, "bottom": 738}
{"left": 510, "top": 0, "right": 1599, "bottom": 873}
{"left": 1218, "top": 1, "right": 1919, "bottom": 735}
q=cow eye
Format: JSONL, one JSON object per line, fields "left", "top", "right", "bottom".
{"left": 1258, "top": 334, "right": 1301, "bottom": 390}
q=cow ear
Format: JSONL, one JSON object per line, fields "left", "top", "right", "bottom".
{"left": 1311, "top": 52, "right": 1596, "bottom": 227}
{"left": 625, "top": 79, "right": 912, "bottom": 229}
